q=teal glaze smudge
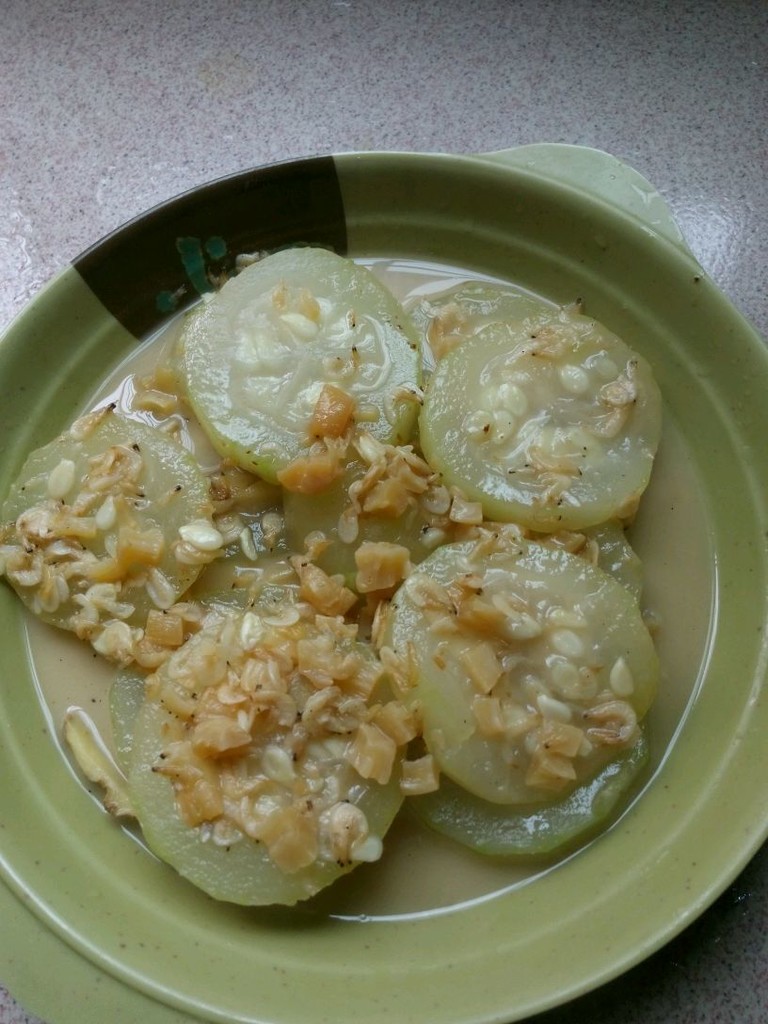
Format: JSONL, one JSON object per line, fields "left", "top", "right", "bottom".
{"left": 156, "top": 290, "right": 180, "bottom": 313}
{"left": 155, "top": 235, "right": 228, "bottom": 314}
{"left": 204, "top": 236, "right": 227, "bottom": 260}
{"left": 176, "top": 237, "right": 210, "bottom": 296}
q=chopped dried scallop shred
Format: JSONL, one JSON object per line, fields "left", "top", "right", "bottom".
{"left": 148, "top": 597, "right": 416, "bottom": 874}
{"left": 0, "top": 409, "right": 220, "bottom": 665}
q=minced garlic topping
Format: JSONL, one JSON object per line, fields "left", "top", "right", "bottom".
{"left": 148, "top": 596, "right": 419, "bottom": 874}
{"left": 0, "top": 410, "right": 218, "bottom": 664}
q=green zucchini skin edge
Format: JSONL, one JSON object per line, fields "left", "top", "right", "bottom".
{"left": 408, "top": 728, "right": 649, "bottom": 858}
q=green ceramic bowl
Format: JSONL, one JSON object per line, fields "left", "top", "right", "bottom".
{"left": 2, "top": 146, "right": 767, "bottom": 1024}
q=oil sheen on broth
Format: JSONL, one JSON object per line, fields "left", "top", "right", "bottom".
{"left": 23, "top": 258, "right": 715, "bottom": 919}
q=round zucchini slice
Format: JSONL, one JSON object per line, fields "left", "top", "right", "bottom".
{"left": 409, "top": 727, "right": 649, "bottom": 857}
{"left": 179, "top": 247, "right": 422, "bottom": 483}
{"left": 584, "top": 519, "right": 644, "bottom": 600}
{"left": 419, "top": 308, "right": 662, "bottom": 531}
{"left": 110, "top": 667, "right": 146, "bottom": 775}
{"left": 533, "top": 519, "right": 644, "bottom": 602}
{"left": 128, "top": 597, "right": 407, "bottom": 905}
{"left": 0, "top": 409, "right": 216, "bottom": 639}
{"left": 407, "top": 280, "right": 557, "bottom": 364}
{"left": 383, "top": 532, "right": 658, "bottom": 805}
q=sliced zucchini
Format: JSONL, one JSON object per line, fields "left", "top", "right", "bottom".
{"left": 419, "top": 308, "right": 662, "bottom": 531}
{"left": 409, "top": 727, "right": 649, "bottom": 857}
{"left": 179, "top": 247, "right": 422, "bottom": 483}
{"left": 585, "top": 520, "right": 644, "bottom": 600}
{"left": 110, "top": 668, "right": 145, "bottom": 775}
{"left": 283, "top": 459, "right": 426, "bottom": 583}
{"left": 128, "top": 596, "right": 407, "bottom": 905}
{"left": 282, "top": 435, "right": 450, "bottom": 584}
{"left": 0, "top": 409, "right": 216, "bottom": 639}
{"left": 407, "top": 280, "right": 557, "bottom": 364}
{"left": 383, "top": 532, "right": 658, "bottom": 805}
{"left": 534, "top": 519, "right": 644, "bottom": 601}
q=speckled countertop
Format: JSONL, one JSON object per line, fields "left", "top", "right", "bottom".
{"left": 1, "top": 2, "right": 766, "bottom": 1022}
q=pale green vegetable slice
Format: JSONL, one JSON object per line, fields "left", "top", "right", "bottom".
{"left": 585, "top": 520, "right": 643, "bottom": 600}
{"left": 383, "top": 532, "right": 658, "bottom": 805}
{"left": 419, "top": 308, "right": 662, "bottom": 531}
{"left": 409, "top": 728, "right": 649, "bottom": 857}
{"left": 110, "top": 668, "right": 145, "bottom": 775}
{"left": 128, "top": 596, "right": 406, "bottom": 905}
{"left": 407, "top": 280, "right": 557, "bottom": 365}
{"left": 284, "top": 460, "right": 427, "bottom": 583}
{"left": 534, "top": 520, "right": 644, "bottom": 601}
{"left": 179, "top": 247, "right": 422, "bottom": 483}
{"left": 282, "top": 430, "right": 457, "bottom": 585}
{"left": 0, "top": 409, "right": 216, "bottom": 638}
